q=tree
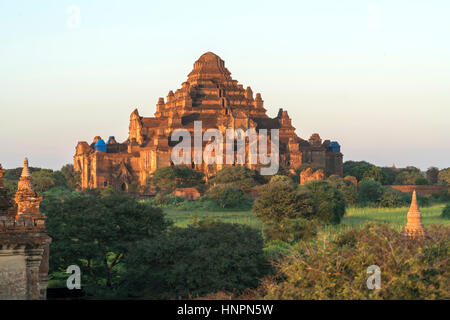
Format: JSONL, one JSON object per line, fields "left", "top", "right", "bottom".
{"left": 358, "top": 180, "right": 384, "bottom": 205}
{"left": 438, "top": 168, "right": 450, "bottom": 185}
{"left": 415, "top": 177, "right": 429, "bottom": 185}
{"left": 211, "top": 166, "right": 264, "bottom": 192}
{"left": 43, "top": 193, "right": 171, "bottom": 294}
{"left": 121, "top": 221, "right": 269, "bottom": 299}
{"left": 31, "top": 170, "right": 56, "bottom": 193}
{"left": 207, "top": 184, "right": 249, "bottom": 209}
{"left": 378, "top": 188, "right": 410, "bottom": 208}
{"left": 362, "top": 166, "right": 382, "bottom": 183}
{"left": 327, "top": 176, "right": 357, "bottom": 205}
{"left": 252, "top": 180, "right": 313, "bottom": 224}
{"left": 380, "top": 167, "right": 399, "bottom": 185}
{"left": 148, "top": 165, "right": 204, "bottom": 193}
{"left": 342, "top": 161, "right": 375, "bottom": 182}
{"left": 61, "top": 164, "right": 81, "bottom": 190}
{"left": 305, "top": 180, "right": 347, "bottom": 225}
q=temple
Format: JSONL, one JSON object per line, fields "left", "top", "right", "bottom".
{"left": 74, "top": 52, "right": 343, "bottom": 190}
{"left": 0, "top": 159, "right": 51, "bottom": 299}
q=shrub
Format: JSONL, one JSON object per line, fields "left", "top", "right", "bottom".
{"left": 121, "top": 221, "right": 269, "bottom": 299}
{"left": 207, "top": 184, "right": 249, "bottom": 209}
{"left": 258, "top": 223, "right": 450, "bottom": 299}
{"left": 262, "top": 218, "right": 318, "bottom": 243}
{"left": 441, "top": 204, "right": 450, "bottom": 219}
{"left": 327, "top": 176, "right": 357, "bottom": 205}
{"left": 358, "top": 180, "right": 383, "bottom": 205}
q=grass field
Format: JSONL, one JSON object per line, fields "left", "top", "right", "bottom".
{"left": 164, "top": 204, "right": 449, "bottom": 233}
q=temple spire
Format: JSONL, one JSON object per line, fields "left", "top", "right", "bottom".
{"left": 14, "top": 157, "right": 42, "bottom": 218}
{"left": 403, "top": 190, "right": 426, "bottom": 239}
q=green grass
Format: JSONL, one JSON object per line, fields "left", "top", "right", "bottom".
{"left": 164, "top": 204, "right": 449, "bottom": 233}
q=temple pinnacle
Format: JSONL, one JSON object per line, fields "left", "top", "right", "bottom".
{"left": 21, "top": 158, "right": 31, "bottom": 178}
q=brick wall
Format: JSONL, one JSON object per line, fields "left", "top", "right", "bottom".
{"left": 390, "top": 185, "right": 449, "bottom": 195}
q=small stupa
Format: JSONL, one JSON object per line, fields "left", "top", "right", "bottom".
{"left": 403, "top": 190, "right": 426, "bottom": 239}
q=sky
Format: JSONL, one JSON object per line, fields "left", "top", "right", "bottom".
{"left": 0, "top": 0, "right": 449, "bottom": 171}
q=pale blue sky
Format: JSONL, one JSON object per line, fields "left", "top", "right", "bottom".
{"left": 0, "top": 0, "right": 449, "bottom": 170}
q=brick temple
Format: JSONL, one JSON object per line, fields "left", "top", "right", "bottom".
{"left": 74, "top": 52, "right": 343, "bottom": 190}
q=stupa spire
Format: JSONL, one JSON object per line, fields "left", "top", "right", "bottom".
{"left": 403, "top": 190, "right": 426, "bottom": 239}
{"left": 21, "top": 157, "right": 31, "bottom": 178}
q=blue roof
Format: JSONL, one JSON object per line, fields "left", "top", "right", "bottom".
{"left": 94, "top": 139, "right": 107, "bottom": 152}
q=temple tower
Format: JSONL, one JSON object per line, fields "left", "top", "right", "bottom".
{"left": 403, "top": 190, "right": 426, "bottom": 239}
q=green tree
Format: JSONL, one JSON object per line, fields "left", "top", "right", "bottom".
{"left": 207, "top": 184, "right": 249, "bottom": 209}
{"left": 362, "top": 166, "right": 382, "bottom": 183}
{"left": 211, "top": 166, "right": 264, "bottom": 192}
{"left": 415, "top": 177, "right": 429, "bottom": 185}
{"left": 61, "top": 164, "right": 81, "bottom": 190}
{"left": 358, "top": 180, "right": 384, "bottom": 205}
{"left": 43, "top": 193, "right": 171, "bottom": 294}
{"left": 438, "top": 168, "right": 450, "bottom": 185}
{"left": 252, "top": 180, "right": 313, "bottom": 224}
{"left": 31, "top": 169, "right": 56, "bottom": 193}
{"left": 305, "top": 180, "right": 347, "bottom": 225}
{"left": 327, "top": 176, "right": 357, "bottom": 205}
{"left": 342, "top": 161, "right": 375, "bottom": 182}
{"left": 380, "top": 167, "right": 399, "bottom": 185}
{"left": 148, "top": 165, "right": 204, "bottom": 193}
{"left": 121, "top": 221, "right": 269, "bottom": 299}
{"left": 379, "top": 188, "right": 410, "bottom": 208}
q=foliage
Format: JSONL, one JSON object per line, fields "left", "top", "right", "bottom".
{"left": 378, "top": 188, "right": 410, "bottom": 208}
{"left": 148, "top": 165, "right": 204, "bottom": 193}
{"left": 207, "top": 184, "right": 249, "bottom": 209}
{"left": 60, "top": 164, "right": 81, "bottom": 190}
{"left": 380, "top": 167, "right": 399, "bottom": 185}
{"left": 210, "top": 166, "right": 264, "bottom": 192}
{"left": 358, "top": 180, "right": 384, "bottom": 205}
{"left": 327, "top": 176, "right": 357, "bottom": 205}
{"left": 120, "top": 221, "right": 269, "bottom": 299}
{"left": 262, "top": 218, "right": 318, "bottom": 243}
{"left": 259, "top": 223, "right": 450, "bottom": 299}
{"left": 394, "top": 167, "right": 423, "bottom": 185}
{"left": 43, "top": 193, "right": 171, "bottom": 294}
{"left": 342, "top": 161, "right": 375, "bottom": 182}
{"left": 362, "top": 166, "right": 382, "bottom": 183}
{"left": 305, "top": 180, "right": 347, "bottom": 225}
{"left": 441, "top": 204, "right": 450, "bottom": 219}
{"left": 438, "top": 168, "right": 450, "bottom": 185}
{"left": 252, "top": 180, "right": 313, "bottom": 224}
{"left": 415, "top": 177, "right": 429, "bottom": 185}
{"left": 426, "top": 167, "right": 439, "bottom": 185}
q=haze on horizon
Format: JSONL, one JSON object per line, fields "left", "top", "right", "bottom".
{"left": 0, "top": 0, "right": 449, "bottom": 171}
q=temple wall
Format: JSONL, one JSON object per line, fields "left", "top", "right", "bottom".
{"left": 0, "top": 252, "right": 27, "bottom": 299}
{"left": 390, "top": 185, "right": 449, "bottom": 195}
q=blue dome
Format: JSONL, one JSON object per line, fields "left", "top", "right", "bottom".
{"left": 94, "top": 139, "right": 107, "bottom": 152}
{"left": 328, "top": 141, "right": 341, "bottom": 153}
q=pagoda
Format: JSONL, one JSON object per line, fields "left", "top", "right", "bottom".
{"left": 403, "top": 190, "right": 426, "bottom": 239}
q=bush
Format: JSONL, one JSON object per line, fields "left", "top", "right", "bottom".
{"left": 262, "top": 218, "right": 318, "bottom": 243}
{"left": 441, "top": 204, "right": 450, "bottom": 219}
{"left": 327, "top": 176, "right": 357, "bottom": 205}
{"left": 258, "top": 223, "right": 450, "bottom": 299}
{"left": 378, "top": 188, "right": 410, "bottom": 208}
{"left": 358, "top": 180, "right": 384, "bottom": 205}
{"left": 305, "top": 180, "right": 347, "bottom": 225}
{"left": 121, "top": 221, "right": 269, "bottom": 299}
